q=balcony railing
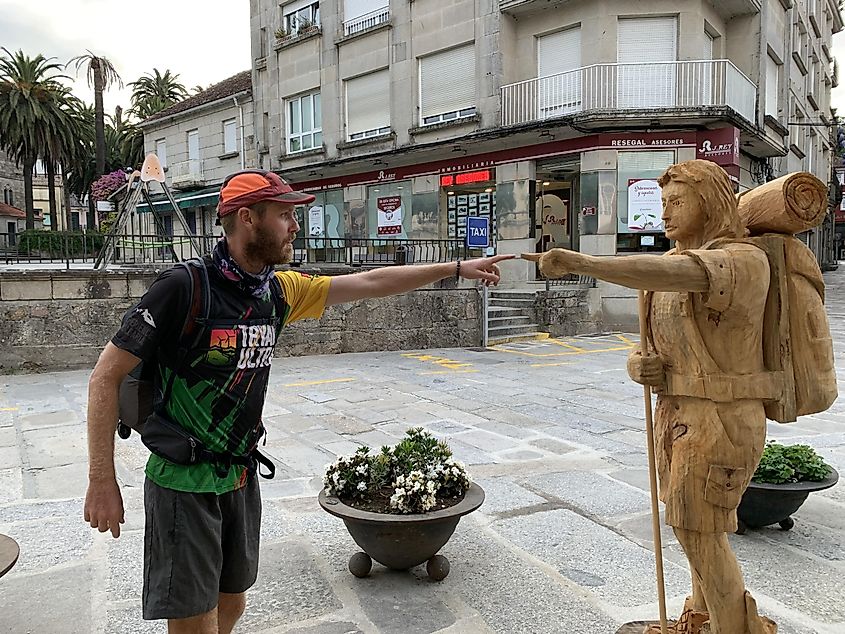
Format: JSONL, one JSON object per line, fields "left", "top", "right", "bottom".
{"left": 291, "top": 237, "right": 469, "bottom": 266}
{"left": 169, "top": 159, "right": 205, "bottom": 189}
{"left": 501, "top": 59, "right": 757, "bottom": 127}
{"left": 343, "top": 6, "right": 389, "bottom": 37}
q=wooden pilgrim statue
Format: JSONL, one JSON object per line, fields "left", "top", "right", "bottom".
{"left": 525, "top": 159, "right": 837, "bottom": 634}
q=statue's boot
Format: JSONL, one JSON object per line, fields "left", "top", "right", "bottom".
{"left": 643, "top": 596, "right": 709, "bottom": 634}
{"left": 743, "top": 591, "right": 777, "bottom": 634}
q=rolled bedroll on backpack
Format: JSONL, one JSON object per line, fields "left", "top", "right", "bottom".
{"left": 737, "top": 172, "right": 827, "bottom": 235}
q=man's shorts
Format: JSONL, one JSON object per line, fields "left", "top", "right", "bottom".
{"left": 142, "top": 476, "right": 261, "bottom": 620}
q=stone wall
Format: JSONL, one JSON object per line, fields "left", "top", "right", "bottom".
{"left": 536, "top": 287, "right": 604, "bottom": 338}
{"left": 0, "top": 269, "right": 481, "bottom": 373}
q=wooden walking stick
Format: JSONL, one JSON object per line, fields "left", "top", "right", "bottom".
{"left": 639, "top": 290, "right": 669, "bottom": 634}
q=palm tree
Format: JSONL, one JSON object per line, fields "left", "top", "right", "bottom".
{"left": 0, "top": 48, "right": 69, "bottom": 230}
{"left": 67, "top": 51, "right": 122, "bottom": 227}
{"left": 129, "top": 68, "right": 188, "bottom": 119}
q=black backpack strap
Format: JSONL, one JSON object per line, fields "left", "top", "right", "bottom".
{"left": 269, "top": 273, "right": 286, "bottom": 335}
{"left": 159, "top": 258, "right": 208, "bottom": 408}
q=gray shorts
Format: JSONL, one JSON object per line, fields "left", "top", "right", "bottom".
{"left": 142, "top": 476, "right": 261, "bottom": 620}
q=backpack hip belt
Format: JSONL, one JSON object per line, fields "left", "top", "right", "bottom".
{"left": 664, "top": 370, "right": 783, "bottom": 403}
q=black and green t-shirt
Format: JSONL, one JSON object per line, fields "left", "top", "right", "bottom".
{"left": 113, "top": 264, "right": 330, "bottom": 494}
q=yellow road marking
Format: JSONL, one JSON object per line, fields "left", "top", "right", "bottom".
{"left": 615, "top": 334, "right": 637, "bottom": 345}
{"left": 283, "top": 378, "right": 356, "bottom": 387}
{"left": 491, "top": 340, "right": 635, "bottom": 358}
{"left": 402, "top": 352, "right": 474, "bottom": 371}
{"left": 547, "top": 339, "right": 586, "bottom": 352}
{"left": 419, "top": 369, "right": 478, "bottom": 375}
{"left": 0, "top": 407, "right": 18, "bottom": 412}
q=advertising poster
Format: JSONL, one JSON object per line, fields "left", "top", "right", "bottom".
{"left": 627, "top": 179, "right": 664, "bottom": 231}
{"left": 376, "top": 196, "right": 403, "bottom": 236}
{"left": 308, "top": 205, "right": 324, "bottom": 237}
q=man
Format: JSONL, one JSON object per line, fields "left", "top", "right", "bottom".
{"left": 525, "top": 160, "right": 775, "bottom": 634}
{"left": 84, "top": 169, "right": 512, "bottom": 634}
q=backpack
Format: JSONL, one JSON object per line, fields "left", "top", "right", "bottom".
{"left": 116, "top": 259, "right": 286, "bottom": 439}
{"left": 707, "top": 234, "right": 837, "bottom": 423}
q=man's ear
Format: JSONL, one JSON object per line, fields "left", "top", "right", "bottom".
{"left": 236, "top": 206, "right": 255, "bottom": 227}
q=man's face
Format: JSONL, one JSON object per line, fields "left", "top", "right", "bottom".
{"left": 244, "top": 201, "right": 300, "bottom": 265}
{"left": 661, "top": 180, "right": 705, "bottom": 243}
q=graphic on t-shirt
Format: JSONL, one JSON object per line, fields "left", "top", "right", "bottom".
{"left": 207, "top": 328, "right": 239, "bottom": 366}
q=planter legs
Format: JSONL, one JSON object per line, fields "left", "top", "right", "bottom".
{"left": 779, "top": 517, "right": 794, "bottom": 531}
{"left": 426, "top": 554, "right": 450, "bottom": 581}
{"left": 349, "top": 552, "right": 372, "bottom": 578}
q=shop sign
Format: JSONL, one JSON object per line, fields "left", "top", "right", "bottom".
{"left": 600, "top": 132, "right": 695, "bottom": 148}
{"left": 308, "top": 205, "right": 324, "bottom": 237}
{"left": 377, "top": 196, "right": 403, "bottom": 235}
{"left": 466, "top": 216, "right": 490, "bottom": 249}
{"left": 836, "top": 209, "right": 845, "bottom": 223}
{"left": 440, "top": 170, "right": 492, "bottom": 187}
{"left": 376, "top": 170, "right": 396, "bottom": 182}
{"left": 696, "top": 127, "right": 740, "bottom": 166}
{"left": 627, "top": 179, "right": 664, "bottom": 231}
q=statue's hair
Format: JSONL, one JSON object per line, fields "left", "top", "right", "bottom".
{"left": 657, "top": 160, "right": 745, "bottom": 240}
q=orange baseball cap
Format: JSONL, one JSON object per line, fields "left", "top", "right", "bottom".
{"left": 217, "top": 169, "right": 315, "bottom": 217}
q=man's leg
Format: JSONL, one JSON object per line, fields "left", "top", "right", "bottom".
{"left": 675, "top": 528, "right": 747, "bottom": 634}
{"left": 168, "top": 607, "right": 218, "bottom": 634}
{"left": 217, "top": 592, "right": 247, "bottom": 634}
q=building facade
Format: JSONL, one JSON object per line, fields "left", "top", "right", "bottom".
{"left": 246, "top": 0, "right": 841, "bottom": 279}
{"left": 137, "top": 71, "right": 258, "bottom": 240}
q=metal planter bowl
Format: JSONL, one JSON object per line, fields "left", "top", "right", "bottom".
{"left": 319, "top": 482, "right": 485, "bottom": 580}
{"left": 736, "top": 468, "right": 838, "bottom": 533}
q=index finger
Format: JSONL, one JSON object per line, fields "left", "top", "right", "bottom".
{"left": 486, "top": 254, "right": 516, "bottom": 263}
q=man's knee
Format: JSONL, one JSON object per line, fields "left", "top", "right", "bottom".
{"left": 167, "top": 607, "right": 218, "bottom": 634}
{"left": 218, "top": 592, "right": 246, "bottom": 620}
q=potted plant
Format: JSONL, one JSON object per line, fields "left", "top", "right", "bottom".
{"left": 296, "top": 16, "right": 318, "bottom": 35}
{"left": 736, "top": 441, "right": 839, "bottom": 534}
{"left": 274, "top": 26, "right": 291, "bottom": 42}
{"left": 318, "top": 427, "right": 484, "bottom": 580}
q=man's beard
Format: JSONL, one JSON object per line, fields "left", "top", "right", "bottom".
{"left": 244, "top": 223, "right": 294, "bottom": 266}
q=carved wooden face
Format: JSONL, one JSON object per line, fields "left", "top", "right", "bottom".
{"left": 660, "top": 179, "right": 706, "bottom": 244}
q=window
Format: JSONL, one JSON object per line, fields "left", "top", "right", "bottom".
{"left": 155, "top": 138, "right": 167, "bottom": 168}
{"left": 617, "top": 17, "right": 678, "bottom": 108}
{"left": 617, "top": 151, "right": 676, "bottom": 235}
{"left": 537, "top": 26, "right": 582, "bottom": 117}
{"left": 223, "top": 119, "right": 238, "bottom": 154}
{"left": 765, "top": 54, "right": 781, "bottom": 117}
{"left": 808, "top": 130, "right": 816, "bottom": 175}
{"left": 346, "top": 70, "right": 391, "bottom": 140}
{"left": 3, "top": 188, "right": 12, "bottom": 207}
{"left": 287, "top": 92, "right": 322, "bottom": 153}
{"left": 260, "top": 27, "right": 268, "bottom": 58}
{"left": 187, "top": 130, "right": 200, "bottom": 162}
{"left": 343, "top": 0, "right": 389, "bottom": 35}
{"left": 283, "top": 0, "right": 320, "bottom": 35}
{"left": 419, "top": 44, "right": 476, "bottom": 126}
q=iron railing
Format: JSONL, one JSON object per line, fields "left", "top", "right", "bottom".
{"left": 343, "top": 6, "right": 389, "bottom": 36}
{"left": 0, "top": 232, "right": 469, "bottom": 268}
{"left": 501, "top": 59, "right": 757, "bottom": 127}
{"left": 544, "top": 274, "right": 597, "bottom": 290}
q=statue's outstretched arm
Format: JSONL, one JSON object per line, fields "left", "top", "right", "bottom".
{"left": 522, "top": 249, "right": 708, "bottom": 293}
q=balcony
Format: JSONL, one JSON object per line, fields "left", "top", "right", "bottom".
{"left": 500, "top": 0, "right": 760, "bottom": 18}
{"left": 500, "top": 60, "right": 757, "bottom": 128}
{"left": 343, "top": 6, "right": 389, "bottom": 37}
{"left": 169, "top": 160, "right": 205, "bottom": 190}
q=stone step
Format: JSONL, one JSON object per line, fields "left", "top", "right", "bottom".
{"left": 488, "top": 305, "right": 533, "bottom": 317}
{"left": 488, "top": 297, "right": 536, "bottom": 308}
{"left": 488, "top": 290, "right": 537, "bottom": 300}
{"left": 488, "top": 315, "right": 532, "bottom": 327}
{"left": 488, "top": 323, "right": 542, "bottom": 338}
{"left": 487, "top": 331, "right": 550, "bottom": 346}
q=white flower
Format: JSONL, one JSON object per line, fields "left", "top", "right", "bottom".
{"left": 357, "top": 482, "right": 367, "bottom": 492}
{"left": 356, "top": 464, "right": 368, "bottom": 475}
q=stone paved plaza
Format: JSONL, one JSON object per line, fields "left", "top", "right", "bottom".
{"left": 1, "top": 269, "right": 844, "bottom": 633}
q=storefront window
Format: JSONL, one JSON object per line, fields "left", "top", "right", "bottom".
{"left": 292, "top": 188, "right": 345, "bottom": 263}
{"left": 440, "top": 169, "right": 496, "bottom": 249}
{"left": 616, "top": 151, "right": 674, "bottom": 252}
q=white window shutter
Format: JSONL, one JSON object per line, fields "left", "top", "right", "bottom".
{"left": 617, "top": 17, "right": 677, "bottom": 108}
{"left": 344, "top": 0, "right": 382, "bottom": 21}
{"left": 346, "top": 70, "right": 390, "bottom": 137}
{"left": 766, "top": 55, "right": 779, "bottom": 117}
{"left": 224, "top": 120, "right": 237, "bottom": 153}
{"left": 537, "top": 27, "right": 582, "bottom": 116}
{"left": 538, "top": 27, "right": 581, "bottom": 78}
{"left": 283, "top": 0, "right": 313, "bottom": 16}
{"left": 420, "top": 44, "right": 476, "bottom": 119}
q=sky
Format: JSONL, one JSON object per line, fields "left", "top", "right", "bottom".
{"left": 2, "top": 0, "right": 845, "bottom": 119}
{"left": 0, "top": 0, "right": 251, "bottom": 114}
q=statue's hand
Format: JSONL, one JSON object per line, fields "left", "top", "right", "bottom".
{"left": 521, "top": 249, "right": 583, "bottom": 279}
{"left": 627, "top": 345, "right": 666, "bottom": 389}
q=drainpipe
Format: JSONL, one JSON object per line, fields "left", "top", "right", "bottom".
{"left": 233, "top": 96, "right": 246, "bottom": 169}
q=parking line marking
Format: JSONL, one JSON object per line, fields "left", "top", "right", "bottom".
{"left": 0, "top": 407, "right": 18, "bottom": 411}
{"left": 283, "top": 378, "right": 356, "bottom": 387}
{"left": 547, "top": 340, "right": 586, "bottom": 352}
{"left": 491, "top": 341, "right": 635, "bottom": 358}
{"left": 419, "top": 369, "right": 478, "bottom": 375}
{"left": 530, "top": 362, "right": 574, "bottom": 367}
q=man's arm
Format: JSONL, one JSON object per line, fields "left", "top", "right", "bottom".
{"left": 84, "top": 342, "right": 143, "bottom": 538}
{"left": 326, "top": 255, "right": 513, "bottom": 306}
{"left": 523, "top": 249, "right": 708, "bottom": 293}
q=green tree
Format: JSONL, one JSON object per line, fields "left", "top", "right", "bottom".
{"left": 0, "top": 48, "right": 69, "bottom": 230}
{"left": 67, "top": 51, "right": 122, "bottom": 227}
{"left": 129, "top": 68, "right": 188, "bottom": 119}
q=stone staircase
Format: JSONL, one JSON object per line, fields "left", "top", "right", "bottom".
{"left": 485, "top": 289, "right": 547, "bottom": 346}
